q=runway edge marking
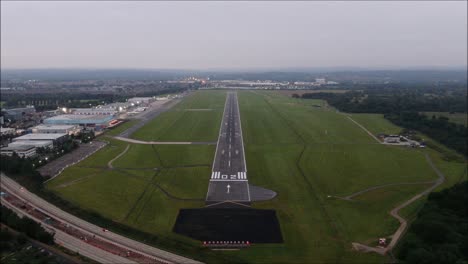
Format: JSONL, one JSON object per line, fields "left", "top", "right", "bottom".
{"left": 235, "top": 92, "right": 251, "bottom": 202}
{"left": 206, "top": 92, "right": 230, "bottom": 200}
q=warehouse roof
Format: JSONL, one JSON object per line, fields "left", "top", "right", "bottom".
{"left": 1, "top": 145, "right": 36, "bottom": 151}
{"left": 33, "top": 124, "right": 77, "bottom": 130}
{"left": 44, "top": 114, "right": 114, "bottom": 124}
{"left": 9, "top": 140, "right": 54, "bottom": 147}
{"left": 13, "top": 133, "right": 68, "bottom": 141}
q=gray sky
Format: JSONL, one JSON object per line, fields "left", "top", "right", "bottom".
{"left": 1, "top": 1, "right": 467, "bottom": 70}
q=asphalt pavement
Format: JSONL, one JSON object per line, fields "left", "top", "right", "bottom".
{"left": 206, "top": 92, "right": 251, "bottom": 204}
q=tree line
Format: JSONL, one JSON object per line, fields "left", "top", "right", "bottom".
{"left": 0, "top": 206, "right": 55, "bottom": 245}
{"left": 298, "top": 88, "right": 467, "bottom": 156}
{"left": 397, "top": 182, "right": 467, "bottom": 264}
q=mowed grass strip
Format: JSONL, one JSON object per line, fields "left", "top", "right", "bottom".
{"left": 348, "top": 113, "right": 402, "bottom": 135}
{"left": 122, "top": 185, "right": 204, "bottom": 237}
{"left": 300, "top": 144, "right": 438, "bottom": 196}
{"left": 328, "top": 183, "right": 432, "bottom": 243}
{"left": 231, "top": 91, "right": 445, "bottom": 263}
{"left": 113, "top": 144, "right": 161, "bottom": 169}
{"left": 155, "top": 167, "right": 210, "bottom": 199}
{"left": 46, "top": 167, "right": 103, "bottom": 189}
{"left": 48, "top": 169, "right": 154, "bottom": 221}
{"left": 77, "top": 138, "right": 128, "bottom": 167}
{"left": 156, "top": 145, "right": 215, "bottom": 167}
{"left": 131, "top": 91, "right": 226, "bottom": 142}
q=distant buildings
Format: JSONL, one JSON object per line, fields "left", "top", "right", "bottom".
{"left": 1, "top": 145, "right": 37, "bottom": 158}
{"left": 12, "top": 133, "right": 69, "bottom": 146}
{"left": 128, "top": 97, "right": 155, "bottom": 105}
{"left": 315, "top": 78, "right": 326, "bottom": 85}
{"left": 9, "top": 140, "right": 54, "bottom": 149}
{"left": 32, "top": 124, "right": 81, "bottom": 135}
{"left": 290, "top": 79, "right": 339, "bottom": 88}
{"left": 0, "top": 127, "right": 16, "bottom": 136}
{"left": 3, "top": 105, "right": 35, "bottom": 121}
{"left": 43, "top": 114, "right": 114, "bottom": 131}
{"left": 70, "top": 108, "right": 118, "bottom": 116}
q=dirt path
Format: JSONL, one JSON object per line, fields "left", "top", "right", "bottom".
{"left": 107, "top": 144, "right": 130, "bottom": 169}
{"left": 334, "top": 180, "right": 436, "bottom": 201}
{"left": 56, "top": 172, "right": 101, "bottom": 188}
{"left": 351, "top": 152, "right": 445, "bottom": 255}
{"left": 346, "top": 115, "right": 381, "bottom": 143}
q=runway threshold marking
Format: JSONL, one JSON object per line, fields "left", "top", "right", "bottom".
{"left": 206, "top": 92, "right": 251, "bottom": 201}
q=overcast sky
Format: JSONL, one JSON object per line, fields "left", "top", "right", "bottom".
{"left": 1, "top": 1, "right": 467, "bottom": 70}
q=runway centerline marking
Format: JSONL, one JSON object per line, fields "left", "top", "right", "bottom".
{"left": 206, "top": 92, "right": 251, "bottom": 203}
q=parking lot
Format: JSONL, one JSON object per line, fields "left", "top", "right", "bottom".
{"left": 38, "top": 141, "right": 107, "bottom": 179}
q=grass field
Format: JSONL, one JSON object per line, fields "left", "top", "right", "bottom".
{"left": 46, "top": 90, "right": 466, "bottom": 263}
{"left": 131, "top": 91, "right": 226, "bottom": 142}
{"left": 348, "top": 113, "right": 402, "bottom": 135}
{"left": 104, "top": 119, "right": 139, "bottom": 136}
{"left": 422, "top": 111, "right": 467, "bottom": 126}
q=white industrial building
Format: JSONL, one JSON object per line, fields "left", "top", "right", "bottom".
{"left": 43, "top": 114, "right": 115, "bottom": 131}
{"left": 71, "top": 108, "right": 118, "bottom": 116}
{"left": 0, "top": 127, "right": 16, "bottom": 136}
{"left": 9, "top": 140, "right": 54, "bottom": 149}
{"left": 315, "top": 78, "right": 327, "bottom": 84}
{"left": 32, "top": 124, "right": 81, "bottom": 135}
{"left": 13, "top": 133, "right": 69, "bottom": 145}
{"left": 1, "top": 145, "right": 37, "bottom": 158}
{"left": 128, "top": 97, "right": 154, "bottom": 105}
{"left": 99, "top": 102, "right": 132, "bottom": 112}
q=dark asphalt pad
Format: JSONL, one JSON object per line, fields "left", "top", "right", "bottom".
{"left": 173, "top": 208, "right": 283, "bottom": 243}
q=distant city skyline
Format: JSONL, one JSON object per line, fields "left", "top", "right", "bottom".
{"left": 1, "top": 1, "right": 467, "bottom": 70}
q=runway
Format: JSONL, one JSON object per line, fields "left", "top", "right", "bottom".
{"left": 206, "top": 92, "right": 250, "bottom": 204}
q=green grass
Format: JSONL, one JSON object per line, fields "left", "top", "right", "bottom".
{"left": 77, "top": 138, "right": 127, "bottom": 167}
{"left": 156, "top": 167, "right": 210, "bottom": 199}
{"left": 49, "top": 169, "right": 155, "bottom": 221}
{"left": 46, "top": 167, "right": 102, "bottom": 189}
{"left": 104, "top": 120, "right": 139, "bottom": 136}
{"left": 423, "top": 111, "right": 467, "bottom": 126}
{"left": 300, "top": 144, "right": 437, "bottom": 196}
{"left": 348, "top": 113, "right": 402, "bottom": 135}
{"left": 330, "top": 184, "right": 431, "bottom": 243}
{"left": 131, "top": 91, "right": 226, "bottom": 142}
{"left": 113, "top": 144, "right": 161, "bottom": 169}
{"left": 45, "top": 90, "right": 465, "bottom": 263}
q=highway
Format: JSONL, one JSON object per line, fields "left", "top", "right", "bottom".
{"left": 205, "top": 92, "right": 251, "bottom": 204}
{"left": 1, "top": 173, "right": 202, "bottom": 264}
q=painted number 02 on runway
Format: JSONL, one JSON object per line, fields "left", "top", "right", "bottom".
{"left": 211, "top": 171, "right": 247, "bottom": 180}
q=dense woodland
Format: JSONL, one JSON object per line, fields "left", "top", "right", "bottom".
{"left": 397, "top": 182, "right": 468, "bottom": 264}
{"left": 0, "top": 206, "right": 55, "bottom": 245}
{"left": 300, "top": 87, "right": 467, "bottom": 156}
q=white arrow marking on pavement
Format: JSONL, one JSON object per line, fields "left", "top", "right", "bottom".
{"left": 227, "top": 184, "right": 231, "bottom": 194}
